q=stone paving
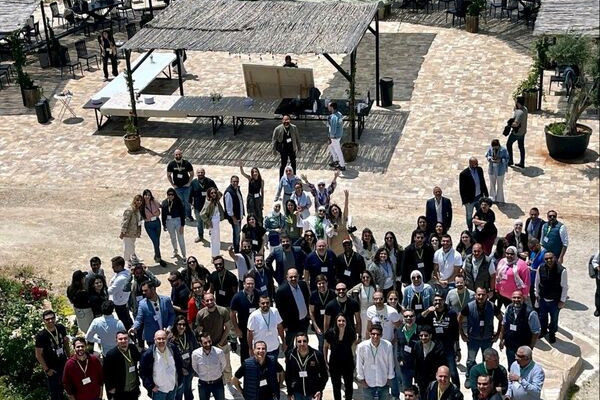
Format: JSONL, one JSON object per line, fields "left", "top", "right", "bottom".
{"left": 0, "top": 5, "right": 598, "bottom": 400}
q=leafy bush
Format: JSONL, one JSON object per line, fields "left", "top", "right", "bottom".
{"left": 0, "top": 268, "right": 72, "bottom": 400}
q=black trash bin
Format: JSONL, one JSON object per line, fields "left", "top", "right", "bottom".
{"left": 380, "top": 77, "right": 394, "bottom": 107}
{"left": 35, "top": 100, "right": 50, "bottom": 124}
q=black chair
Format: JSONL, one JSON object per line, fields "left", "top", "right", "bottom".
{"left": 75, "top": 39, "right": 99, "bottom": 70}
{"left": 0, "top": 68, "right": 10, "bottom": 89}
{"left": 60, "top": 51, "right": 83, "bottom": 78}
{"left": 117, "top": 0, "right": 135, "bottom": 20}
{"left": 23, "top": 17, "right": 42, "bottom": 43}
{"left": 62, "top": 0, "right": 72, "bottom": 8}
{"left": 502, "top": 0, "right": 520, "bottom": 21}
{"left": 446, "top": 0, "right": 467, "bottom": 26}
{"left": 488, "top": 0, "right": 504, "bottom": 17}
{"left": 125, "top": 22, "right": 137, "bottom": 39}
{"left": 50, "top": 2, "right": 65, "bottom": 26}
{"left": 109, "top": 8, "right": 128, "bottom": 32}
{"left": 438, "top": 0, "right": 455, "bottom": 11}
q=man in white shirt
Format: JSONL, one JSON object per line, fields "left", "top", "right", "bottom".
{"left": 139, "top": 330, "right": 183, "bottom": 399}
{"left": 366, "top": 291, "right": 401, "bottom": 341}
{"left": 247, "top": 295, "right": 285, "bottom": 360}
{"left": 356, "top": 324, "right": 395, "bottom": 400}
{"left": 433, "top": 235, "right": 463, "bottom": 298}
{"left": 191, "top": 333, "right": 227, "bottom": 400}
{"left": 108, "top": 256, "right": 133, "bottom": 329}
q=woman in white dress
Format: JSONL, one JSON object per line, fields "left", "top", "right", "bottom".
{"left": 349, "top": 270, "right": 377, "bottom": 338}
{"left": 200, "top": 187, "right": 225, "bottom": 258}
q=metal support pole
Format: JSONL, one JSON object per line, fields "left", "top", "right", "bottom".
{"left": 323, "top": 53, "right": 351, "bottom": 83}
{"left": 375, "top": 13, "right": 380, "bottom": 107}
{"left": 149, "top": 0, "right": 154, "bottom": 17}
{"left": 176, "top": 49, "right": 184, "bottom": 96}
{"left": 125, "top": 49, "right": 138, "bottom": 126}
{"left": 350, "top": 49, "right": 356, "bottom": 142}
{"left": 39, "top": 1, "right": 51, "bottom": 64}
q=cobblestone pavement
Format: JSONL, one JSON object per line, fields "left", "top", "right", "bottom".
{"left": 0, "top": 8, "right": 598, "bottom": 400}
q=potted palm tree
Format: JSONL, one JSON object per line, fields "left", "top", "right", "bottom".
{"left": 544, "top": 34, "right": 599, "bottom": 159}
{"left": 465, "top": 0, "right": 486, "bottom": 33}
{"left": 513, "top": 67, "right": 540, "bottom": 112}
{"left": 11, "top": 32, "right": 40, "bottom": 108}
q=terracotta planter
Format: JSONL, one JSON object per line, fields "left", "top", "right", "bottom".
{"left": 342, "top": 142, "right": 359, "bottom": 162}
{"left": 465, "top": 15, "right": 479, "bottom": 33}
{"left": 124, "top": 134, "right": 141, "bottom": 153}
{"left": 545, "top": 123, "right": 592, "bottom": 159}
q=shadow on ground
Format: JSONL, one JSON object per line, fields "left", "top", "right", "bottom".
{"left": 95, "top": 110, "right": 409, "bottom": 173}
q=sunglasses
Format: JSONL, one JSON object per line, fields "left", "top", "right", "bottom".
{"left": 214, "top": 263, "right": 224, "bottom": 267}
{"left": 188, "top": 260, "right": 197, "bottom": 264}
{"left": 419, "top": 334, "right": 430, "bottom": 337}
{"left": 335, "top": 288, "right": 347, "bottom": 291}
{"left": 177, "top": 323, "right": 186, "bottom": 327}
{"left": 403, "top": 315, "right": 414, "bottom": 319}
{"left": 370, "top": 332, "right": 381, "bottom": 336}
{"left": 506, "top": 252, "right": 515, "bottom": 255}
{"left": 412, "top": 277, "right": 421, "bottom": 280}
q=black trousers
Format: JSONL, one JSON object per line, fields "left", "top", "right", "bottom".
{"left": 115, "top": 304, "right": 133, "bottom": 330}
{"left": 102, "top": 52, "right": 118, "bottom": 79}
{"left": 595, "top": 277, "right": 600, "bottom": 313}
{"left": 330, "top": 365, "right": 354, "bottom": 400}
{"left": 279, "top": 150, "right": 297, "bottom": 178}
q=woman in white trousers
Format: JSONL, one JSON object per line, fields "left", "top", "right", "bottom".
{"left": 485, "top": 138, "right": 509, "bottom": 203}
{"left": 200, "top": 187, "right": 225, "bottom": 258}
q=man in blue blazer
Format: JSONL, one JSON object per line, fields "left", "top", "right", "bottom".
{"left": 425, "top": 186, "right": 453, "bottom": 232}
{"left": 265, "top": 234, "right": 306, "bottom": 285}
{"left": 129, "top": 280, "right": 176, "bottom": 345}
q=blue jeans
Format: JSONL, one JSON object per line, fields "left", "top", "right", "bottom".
{"left": 144, "top": 219, "right": 162, "bottom": 259}
{"left": 363, "top": 385, "right": 390, "bottom": 400}
{"left": 176, "top": 372, "right": 193, "bottom": 400}
{"left": 445, "top": 346, "right": 460, "bottom": 386}
{"left": 47, "top": 365, "right": 65, "bottom": 400}
{"left": 539, "top": 298, "right": 561, "bottom": 336}
{"left": 292, "top": 393, "right": 313, "bottom": 400}
{"left": 193, "top": 208, "right": 205, "bottom": 239}
{"left": 466, "top": 338, "right": 492, "bottom": 377}
{"left": 465, "top": 195, "right": 482, "bottom": 231}
{"left": 175, "top": 186, "right": 192, "bottom": 218}
{"left": 231, "top": 220, "right": 241, "bottom": 252}
{"left": 390, "top": 364, "right": 400, "bottom": 397}
{"left": 198, "top": 379, "right": 225, "bottom": 400}
{"left": 152, "top": 389, "right": 176, "bottom": 400}
{"left": 398, "top": 364, "right": 415, "bottom": 391}
{"left": 267, "top": 348, "right": 279, "bottom": 361}
{"left": 506, "top": 133, "right": 525, "bottom": 166}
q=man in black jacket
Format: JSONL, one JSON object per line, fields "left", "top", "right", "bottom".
{"left": 402, "top": 231, "right": 435, "bottom": 284}
{"left": 413, "top": 325, "right": 446, "bottom": 396}
{"left": 285, "top": 332, "right": 328, "bottom": 400}
{"left": 275, "top": 268, "right": 310, "bottom": 348}
{"left": 103, "top": 331, "right": 141, "bottom": 400}
{"left": 189, "top": 168, "right": 217, "bottom": 242}
{"left": 459, "top": 157, "right": 488, "bottom": 231}
{"left": 423, "top": 366, "right": 463, "bottom": 400}
{"left": 223, "top": 175, "right": 245, "bottom": 253}
{"left": 425, "top": 186, "right": 453, "bottom": 232}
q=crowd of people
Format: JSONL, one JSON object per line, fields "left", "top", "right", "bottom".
{"left": 36, "top": 138, "right": 600, "bottom": 400}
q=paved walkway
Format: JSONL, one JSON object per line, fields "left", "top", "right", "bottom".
{"left": 0, "top": 9, "right": 598, "bottom": 400}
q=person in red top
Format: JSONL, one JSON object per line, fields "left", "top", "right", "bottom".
{"left": 186, "top": 279, "right": 206, "bottom": 329}
{"left": 62, "top": 337, "right": 103, "bottom": 400}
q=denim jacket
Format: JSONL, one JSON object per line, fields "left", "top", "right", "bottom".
{"left": 485, "top": 146, "right": 509, "bottom": 176}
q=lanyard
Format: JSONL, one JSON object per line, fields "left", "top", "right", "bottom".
{"left": 316, "top": 252, "right": 327, "bottom": 264}
{"left": 382, "top": 262, "right": 391, "bottom": 276}
{"left": 46, "top": 328, "right": 61, "bottom": 349}
{"left": 262, "top": 311, "right": 271, "bottom": 329}
{"left": 297, "top": 352, "right": 310, "bottom": 371}
{"left": 167, "top": 200, "right": 173, "bottom": 214}
{"left": 217, "top": 271, "right": 226, "bottom": 290}
{"left": 76, "top": 358, "right": 88, "bottom": 376}
{"left": 363, "top": 286, "right": 372, "bottom": 302}
{"left": 369, "top": 343, "right": 379, "bottom": 360}
{"left": 456, "top": 290, "right": 468, "bottom": 310}
{"left": 178, "top": 335, "right": 188, "bottom": 351}
{"left": 120, "top": 348, "right": 133, "bottom": 364}
{"left": 318, "top": 291, "right": 330, "bottom": 307}
{"left": 434, "top": 311, "right": 445, "bottom": 323}
{"left": 416, "top": 248, "right": 424, "bottom": 260}
{"left": 437, "top": 384, "right": 445, "bottom": 400}
{"left": 344, "top": 252, "right": 353, "bottom": 268}
{"left": 414, "top": 292, "right": 422, "bottom": 304}
{"left": 337, "top": 299, "right": 347, "bottom": 314}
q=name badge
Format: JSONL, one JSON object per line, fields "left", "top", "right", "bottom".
{"left": 404, "top": 345, "right": 412, "bottom": 353}
{"left": 320, "top": 309, "right": 325, "bottom": 315}
{"left": 254, "top": 193, "right": 261, "bottom": 198}
{"left": 435, "top": 327, "right": 444, "bottom": 334}
{"left": 55, "top": 348, "right": 64, "bottom": 356}
{"left": 299, "top": 371, "right": 308, "bottom": 378}
{"left": 154, "top": 315, "right": 160, "bottom": 321}
{"left": 181, "top": 353, "right": 190, "bottom": 360}
{"left": 219, "top": 290, "right": 226, "bottom": 296}
{"left": 82, "top": 377, "right": 91, "bottom": 385}
{"left": 136, "top": 296, "right": 143, "bottom": 302}
{"left": 543, "top": 237, "right": 549, "bottom": 243}
{"left": 177, "top": 174, "right": 183, "bottom": 179}
{"left": 128, "top": 366, "right": 136, "bottom": 373}
{"left": 479, "top": 320, "right": 485, "bottom": 327}
{"left": 414, "top": 304, "right": 423, "bottom": 310}
{"left": 344, "top": 270, "right": 351, "bottom": 276}
{"left": 167, "top": 215, "right": 172, "bottom": 220}
{"left": 417, "top": 262, "right": 425, "bottom": 269}
{"left": 260, "top": 379, "right": 267, "bottom": 387}
{"left": 286, "top": 138, "right": 292, "bottom": 143}
{"left": 321, "top": 267, "right": 328, "bottom": 273}
{"left": 201, "top": 192, "right": 207, "bottom": 196}
{"left": 150, "top": 216, "right": 157, "bottom": 222}
{"left": 510, "top": 324, "right": 517, "bottom": 331}
{"left": 260, "top": 285, "right": 267, "bottom": 292}
{"left": 138, "top": 219, "right": 144, "bottom": 226}
{"left": 252, "top": 240, "right": 258, "bottom": 245}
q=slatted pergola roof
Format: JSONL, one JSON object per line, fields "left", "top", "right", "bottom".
{"left": 533, "top": 0, "right": 600, "bottom": 37}
{"left": 0, "top": 0, "right": 38, "bottom": 33}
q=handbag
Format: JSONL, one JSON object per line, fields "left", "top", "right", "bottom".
{"left": 503, "top": 118, "right": 514, "bottom": 137}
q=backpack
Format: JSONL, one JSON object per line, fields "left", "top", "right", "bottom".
{"left": 588, "top": 254, "right": 599, "bottom": 279}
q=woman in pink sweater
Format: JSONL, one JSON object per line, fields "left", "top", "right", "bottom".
{"left": 495, "top": 245, "right": 530, "bottom": 308}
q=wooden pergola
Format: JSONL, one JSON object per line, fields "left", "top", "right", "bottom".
{"left": 121, "top": 0, "right": 381, "bottom": 141}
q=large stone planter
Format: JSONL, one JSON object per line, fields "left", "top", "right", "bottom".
{"left": 342, "top": 142, "right": 359, "bottom": 162}
{"left": 124, "top": 134, "right": 141, "bottom": 153}
{"left": 545, "top": 123, "right": 592, "bottom": 159}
